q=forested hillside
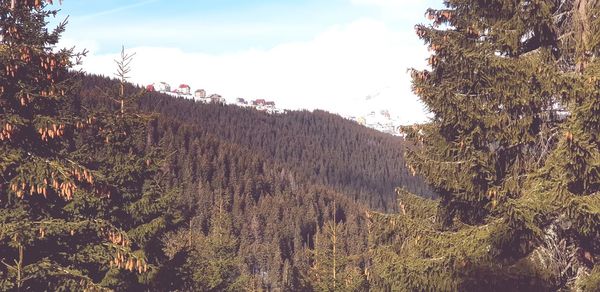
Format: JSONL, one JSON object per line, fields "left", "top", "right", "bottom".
{"left": 78, "top": 74, "right": 433, "bottom": 212}
{"left": 72, "top": 72, "right": 434, "bottom": 290}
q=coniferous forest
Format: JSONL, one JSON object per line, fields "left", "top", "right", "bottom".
{"left": 0, "top": 0, "right": 599, "bottom": 291}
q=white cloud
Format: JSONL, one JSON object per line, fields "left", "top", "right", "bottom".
{"left": 75, "top": 18, "right": 430, "bottom": 124}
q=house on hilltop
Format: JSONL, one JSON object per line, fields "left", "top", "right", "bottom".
{"left": 152, "top": 82, "right": 170, "bottom": 92}
{"left": 175, "top": 84, "right": 191, "bottom": 95}
{"left": 253, "top": 99, "right": 266, "bottom": 106}
{"left": 209, "top": 94, "right": 225, "bottom": 104}
{"left": 195, "top": 89, "right": 206, "bottom": 99}
{"left": 236, "top": 98, "right": 252, "bottom": 107}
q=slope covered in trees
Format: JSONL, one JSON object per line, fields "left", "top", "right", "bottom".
{"left": 79, "top": 74, "right": 433, "bottom": 212}
{"left": 131, "top": 109, "right": 373, "bottom": 290}
{"left": 74, "top": 72, "right": 435, "bottom": 290}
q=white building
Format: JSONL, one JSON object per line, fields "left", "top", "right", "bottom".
{"left": 152, "top": 82, "right": 171, "bottom": 92}
{"left": 208, "top": 94, "right": 226, "bottom": 104}
{"left": 175, "top": 84, "right": 191, "bottom": 95}
{"left": 195, "top": 89, "right": 206, "bottom": 99}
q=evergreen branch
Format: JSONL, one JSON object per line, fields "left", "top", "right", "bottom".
{"left": 35, "top": 260, "right": 112, "bottom": 292}
{"left": 558, "top": 31, "right": 575, "bottom": 41}
{"left": 553, "top": 11, "right": 573, "bottom": 20}
{"left": 0, "top": 259, "right": 15, "bottom": 271}
{"left": 418, "top": 157, "right": 471, "bottom": 165}
{"left": 536, "top": 130, "right": 561, "bottom": 165}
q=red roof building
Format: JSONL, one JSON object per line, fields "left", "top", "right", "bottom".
{"left": 175, "top": 84, "right": 191, "bottom": 95}
{"left": 253, "top": 99, "right": 266, "bottom": 106}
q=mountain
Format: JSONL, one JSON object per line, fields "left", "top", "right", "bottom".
{"left": 346, "top": 109, "right": 405, "bottom": 136}
{"left": 139, "top": 86, "right": 433, "bottom": 211}
{"left": 343, "top": 86, "right": 429, "bottom": 136}
{"left": 74, "top": 73, "right": 433, "bottom": 290}
{"left": 81, "top": 74, "right": 433, "bottom": 211}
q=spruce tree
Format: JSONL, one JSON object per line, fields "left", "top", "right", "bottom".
{"left": 0, "top": 1, "right": 109, "bottom": 290}
{"left": 310, "top": 202, "right": 367, "bottom": 292}
{"left": 311, "top": 220, "right": 366, "bottom": 292}
{"left": 370, "top": 0, "right": 599, "bottom": 290}
{"left": 71, "top": 48, "right": 183, "bottom": 290}
{"left": 0, "top": 2, "right": 155, "bottom": 290}
{"left": 180, "top": 195, "right": 245, "bottom": 291}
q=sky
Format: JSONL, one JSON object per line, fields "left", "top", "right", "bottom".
{"left": 50, "top": 0, "right": 441, "bottom": 124}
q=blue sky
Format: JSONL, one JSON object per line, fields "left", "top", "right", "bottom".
{"left": 56, "top": 0, "right": 376, "bottom": 54}
{"left": 51, "top": 0, "right": 442, "bottom": 123}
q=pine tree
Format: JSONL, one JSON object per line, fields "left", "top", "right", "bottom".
{"left": 72, "top": 47, "right": 183, "bottom": 290}
{"left": 182, "top": 194, "right": 245, "bottom": 291}
{"left": 311, "top": 220, "right": 343, "bottom": 292}
{"left": 0, "top": 1, "right": 146, "bottom": 290}
{"left": 310, "top": 201, "right": 367, "bottom": 292}
{"left": 370, "top": 0, "right": 599, "bottom": 291}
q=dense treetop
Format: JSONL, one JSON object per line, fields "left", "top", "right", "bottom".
{"left": 370, "top": 0, "right": 599, "bottom": 291}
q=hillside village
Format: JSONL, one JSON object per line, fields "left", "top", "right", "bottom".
{"left": 146, "top": 82, "right": 406, "bottom": 136}
{"left": 146, "top": 82, "right": 286, "bottom": 114}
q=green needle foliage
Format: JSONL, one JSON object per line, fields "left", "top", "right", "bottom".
{"left": 183, "top": 197, "right": 245, "bottom": 291}
{"left": 310, "top": 219, "right": 368, "bottom": 292}
{"left": 370, "top": 0, "right": 599, "bottom": 291}
{"left": 0, "top": 1, "right": 118, "bottom": 290}
{"left": 72, "top": 47, "right": 183, "bottom": 290}
{"left": 0, "top": 2, "right": 176, "bottom": 290}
